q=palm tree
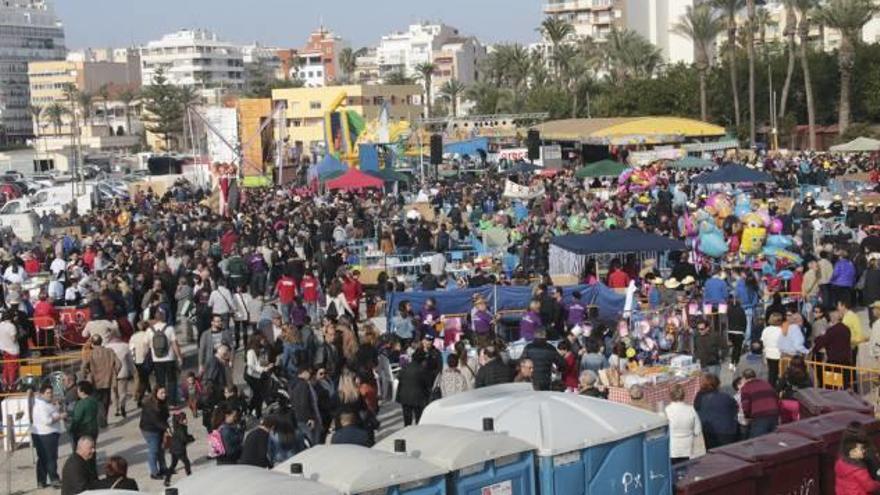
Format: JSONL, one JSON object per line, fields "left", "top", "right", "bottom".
{"left": 76, "top": 91, "right": 94, "bottom": 127}
{"left": 794, "top": 0, "right": 818, "bottom": 148}
{"left": 815, "top": 0, "right": 878, "bottom": 135}
{"left": 602, "top": 29, "right": 663, "bottom": 83}
{"left": 338, "top": 47, "right": 366, "bottom": 84}
{"left": 42, "top": 103, "right": 68, "bottom": 135}
{"left": 673, "top": 4, "right": 725, "bottom": 121}
{"left": 438, "top": 79, "right": 466, "bottom": 117}
{"left": 28, "top": 105, "right": 43, "bottom": 136}
{"left": 118, "top": 88, "right": 138, "bottom": 135}
{"left": 539, "top": 17, "right": 575, "bottom": 77}
{"left": 746, "top": 0, "right": 757, "bottom": 146}
{"left": 779, "top": 0, "right": 799, "bottom": 119}
{"left": 96, "top": 83, "right": 112, "bottom": 132}
{"left": 384, "top": 70, "right": 415, "bottom": 86}
{"left": 414, "top": 62, "right": 436, "bottom": 118}
{"left": 464, "top": 82, "right": 511, "bottom": 114}
{"left": 712, "top": 0, "right": 745, "bottom": 128}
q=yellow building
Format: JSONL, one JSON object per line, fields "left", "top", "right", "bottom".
{"left": 271, "top": 84, "right": 422, "bottom": 159}
{"left": 238, "top": 98, "right": 273, "bottom": 176}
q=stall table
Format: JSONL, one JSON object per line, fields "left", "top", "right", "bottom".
{"left": 607, "top": 375, "right": 701, "bottom": 410}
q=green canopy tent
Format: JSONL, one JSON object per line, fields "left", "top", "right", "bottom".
{"left": 669, "top": 156, "right": 717, "bottom": 170}
{"left": 575, "top": 159, "right": 629, "bottom": 179}
{"left": 366, "top": 168, "right": 411, "bottom": 182}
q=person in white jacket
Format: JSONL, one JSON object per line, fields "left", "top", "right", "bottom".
{"left": 664, "top": 383, "right": 703, "bottom": 465}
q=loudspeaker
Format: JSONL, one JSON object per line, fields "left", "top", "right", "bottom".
{"left": 430, "top": 134, "right": 443, "bottom": 165}
{"left": 527, "top": 130, "right": 540, "bottom": 161}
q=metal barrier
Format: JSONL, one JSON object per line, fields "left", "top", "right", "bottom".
{"left": 0, "top": 353, "right": 81, "bottom": 395}
{"left": 780, "top": 357, "right": 880, "bottom": 398}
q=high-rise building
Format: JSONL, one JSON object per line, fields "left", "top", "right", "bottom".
{"left": 376, "top": 22, "right": 461, "bottom": 79}
{"left": 140, "top": 29, "right": 244, "bottom": 91}
{"left": 292, "top": 27, "right": 348, "bottom": 87}
{"left": 0, "top": 0, "right": 66, "bottom": 143}
{"left": 543, "top": 0, "right": 626, "bottom": 41}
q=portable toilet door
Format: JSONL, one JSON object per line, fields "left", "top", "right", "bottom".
{"left": 275, "top": 444, "right": 448, "bottom": 495}
{"left": 374, "top": 422, "right": 537, "bottom": 495}
{"left": 169, "top": 465, "right": 341, "bottom": 495}
{"left": 420, "top": 384, "right": 671, "bottom": 495}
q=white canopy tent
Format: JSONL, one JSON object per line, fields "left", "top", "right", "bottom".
{"left": 829, "top": 136, "right": 880, "bottom": 152}
{"left": 419, "top": 384, "right": 667, "bottom": 456}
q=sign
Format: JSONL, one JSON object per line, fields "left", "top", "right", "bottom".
{"left": 1, "top": 395, "right": 30, "bottom": 451}
{"left": 541, "top": 145, "right": 563, "bottom": 168}
{"left": 628, "top": 147, "right": 685, "bottom": 166}
{"left": 58, "top": 307, "right": 91, "bottom": 347}
{"left": 498, "top": 148, "right": 529, "bottom": 162}
{"left": 481, "top": 480, "right": 512, "bottom": 495}
{"left": 503, "top": 180, "right": 545, "bottom": 200}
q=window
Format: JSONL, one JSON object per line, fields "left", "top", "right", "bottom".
{"left": 309, "top": 101, "right": 321, "bottom": 110}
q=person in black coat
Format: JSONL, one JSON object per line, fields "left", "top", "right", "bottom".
{"left": 693, "top": 374, "right": 739, "bottom": 448}
{"left": 396, "top": 352, "right": 430, "bottom": 426}
{"left": 61, "top": 436, "right": 97, "bottom": 495}
{"left": 520, "top": 330, "right": 565, "bottom": 391}
{"left": 331, "top": 412, "right": 373, "bottom": 447}
{"left": 164, "top": 411, "right": 194, "bottom": 486}
{"left": 239, "top": 419, "right": 272, "bottom": 468}
{"left": 474, "top": 346, "right": 513, "bottom": 388}
{"left": 92, "top": 456, "right": 138, "bottom": 491}
{"left": 413, "top": 335, "right": 443, "bottom": 384}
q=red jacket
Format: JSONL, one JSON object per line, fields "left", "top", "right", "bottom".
{"left": 607, "top": 269, "right": 630, "bottom": 289}
{"left": 740, "top": 378, "right": 780, "bottom": 419}
{"left": 220, "top": 229, "right": 238, "bottom": 256}
{"left": 275, "top": 276, "right": 298, "bottom": 304}
{"left": 300, "top": 275, "right": 319, "bottom": 303}
{"left": 24, "top": 258, "right": 40, "bottom": 274}
{"left": 835, "top": 458, "right": 880, "bottom": 495}
{"left": 342, "top": 277, "right": 363, "bottom": 308}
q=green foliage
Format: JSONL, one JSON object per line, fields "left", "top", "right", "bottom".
{"left": 141, "top": 68, "right": 202, "bottom": 151}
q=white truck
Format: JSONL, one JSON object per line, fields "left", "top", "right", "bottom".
{"left": 0, "top": 185, "right": 95, "bottom": 217}
{"left": 0, "top": 212, "right": 40, "bottom": 242}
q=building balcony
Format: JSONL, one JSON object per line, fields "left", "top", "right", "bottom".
{"left": 544, "top": 0, "right": 614, "bottom": 14}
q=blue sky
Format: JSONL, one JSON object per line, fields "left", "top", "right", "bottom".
{"left": 56, "top": 0, "right": 542, "bottom": 49}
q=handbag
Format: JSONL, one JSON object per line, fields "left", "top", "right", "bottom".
{"left": 162, "top": 430, "right": 173, "bottom": 450}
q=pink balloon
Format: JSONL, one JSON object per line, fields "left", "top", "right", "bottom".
{"left": 769, "top": 218, "right": 783, "bottom": 234}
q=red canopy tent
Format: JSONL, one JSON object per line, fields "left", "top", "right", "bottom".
{"left": 325, "top": 169, "right": 384, "bottom": 191}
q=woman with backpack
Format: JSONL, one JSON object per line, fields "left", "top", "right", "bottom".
{"left": 210, "top": 405, "right": 243, "bottom": 465}
{"left": 139, "top": 387, "right": 169, "bottom": 480}
{"left": 279, "top": 326, "right": 306, "bottom": 380}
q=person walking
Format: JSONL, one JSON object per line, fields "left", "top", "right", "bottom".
{"left": 244, "top": 335, "right": 273, "bottom": 419}
{"left": 694, "top": 373, "right": 738, "bottom": 449}
{"left": 665, "top": 384, "right": 703, "bottom": 465}
{"left": 761, "top": 313, "right": 784, "bottom": 387}
{"left": 164, "top": 410, "right": 194, "bottom": 486}
{"left": 32, "top": 383, "right": 64, "bottom": 489}
{"left": 474, "top": 345, "right": 512, "bottom": 388}
{"left": 147, "top": 307, "right": 183, "bottom": 404}
{"left": 239, "top": 417, "right": 272, "bottom": 468}
{"left": 396, "top": 352, "right": 430, "bottom": 426}
{"left": 740, "top": 368, "right": 780, "bottom": 438}
{"left": 198, "top": 314, "right": 234, "bottom": 376}
{"left": 128, "top": 321, "right": 151, "bottom": 407}
{"left": 434, "top": 353, "right": 470, "bottom": 398}
{"left": 520, "top": 329, "right": 565, "bottom": 391}
{"left": 80, "top": 335, "right": 120, "bottom": 428}
{"left": 60, "top": 436, "right": 97, "bottom": 495}
{"left": 693, "top": 319, "right": 726, "bottom": 377}
{"left": 139, "top": 386, "right": 169, "bottom": 481}
{"left": 214, "top": 405, "right": 244, "bottom": 465}
{"left": 70, "top": 381, "right": 99, "bottom": 448}
{"left": 289, "top": 366, "right": 320, "bottom": 445}
{"left": 105, "top": 333, "right": 133, "bottom": 418}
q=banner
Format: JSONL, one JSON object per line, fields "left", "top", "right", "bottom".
{"left": 503, "top": 180, "right": 545, "bottom": 200}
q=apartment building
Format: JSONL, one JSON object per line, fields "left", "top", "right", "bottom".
{"left": 140, "top": 29, "right": 244, "bottom": 91}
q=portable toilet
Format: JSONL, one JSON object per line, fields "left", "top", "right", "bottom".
{"left": 420, "top": 383, "right": 671, "bottom": 495}
{"left": 375, "top": 423, "right": 537, "bottom": 495}
{"left": 171, "top": 465, "right": 340, "bottom": 495}
{"left": 275, "top": 444, "right": 448, "bottom": 495}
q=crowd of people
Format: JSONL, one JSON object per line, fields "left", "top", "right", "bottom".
{"left": 0, "top": 149, "right": 878, "bottom": 493}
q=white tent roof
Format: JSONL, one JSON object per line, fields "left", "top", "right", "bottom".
{"left": 274, "top": 444, "right": 447, "bottom": 494}
{"left": 172, "top": 465, "right": 340, "bottom": 495}
{"left": 830, "top": 136, "right": 880, "bottom": 152}
{"left": 420, "top": 384, "right": 667, "bottom": 456}
{"left": 374, "top": 424, "right": 535, "bottom": 470}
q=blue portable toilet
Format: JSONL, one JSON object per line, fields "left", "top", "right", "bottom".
{"left": 420, "top": 384, "right": 672, "bottom": 495}
{"left": 275, "top": 444, "right": 448, "bottom": 495}
{"left": 375, "top": 424, "right": 537, "bottom": 495}
{"left": 170, "top": 465, "right": 340, "bottom": 495}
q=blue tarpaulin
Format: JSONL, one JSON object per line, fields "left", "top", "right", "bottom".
{"left": 551, "top": 230, "right": 686, "bottom": 255}
{"left": 444, "top": 137, "right": 489, "bottom": 156}
{"left": 386, "top": 284, "right": 626, "bottom": 323}
{"left": 308, "top": 155, "right": 348, "bottom": 180}
{"left": 691, "top": 163, "right": 775, "bottom": 184}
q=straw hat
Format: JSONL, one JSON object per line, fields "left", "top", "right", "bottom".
{"left": 871, "top": 301, "right": 880, "bottom": 310}
{"left": 681, "top": 275, "right": 696, "bottom": 286}
{"left": 652, "top": 277, "right": 664, "bottom": 285}
{"left": 664, "top": 279, "right": 681, "bottom": 289}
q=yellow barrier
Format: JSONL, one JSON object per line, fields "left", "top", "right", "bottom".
{"left": 1, "top": 353, "right": 81, "bottom": 393}
{"left": 780, "top": 357, "right": 880, "bottom": 396}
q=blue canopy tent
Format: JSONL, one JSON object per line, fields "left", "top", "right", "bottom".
{"left": 549, "top": 230, "right": 686, "bottom": 278}
{"left": 444, "top": 137, "right": 489, "bottom": 156}
{"left": 385, "top": 284, "right": 626, "bottom": 324}
{"left": 504, "top": 161, "right": 541, "bottom": 175}
{"left": 307, "top": 155, "right": 348, "bottom": 181}
{"left": 690, "top": 163, "right": 775, "bottom": 184}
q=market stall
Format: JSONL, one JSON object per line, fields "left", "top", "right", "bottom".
{"left": 548, "top": 229, "right": 686, "bottom": 276}
{"left": 690, "top": 163, "right": 775, "bottom": 185}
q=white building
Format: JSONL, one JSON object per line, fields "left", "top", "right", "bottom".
{"left": 0, "top": 0, "right": 66, "bottom": 143}
{"left": 376, "top": 22, "right": 461, "bottom": 79}
{"left": 140, "top": 29, "right": 244, "bottom": 91}
{"left": 543, "top": 0, "right": 626, "bottom": 41}
{"left": 624, "top": 0, "right": 695, "bottom": 64}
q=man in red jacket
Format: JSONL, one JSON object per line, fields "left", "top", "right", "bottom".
{"left": 342, "top": 271, "right": 363, "bottom": 320}
{"left": 300, "top": 270, "right": 320, "bottom": 323}
{"left": 740, "top": 368, "right": 780, "bottom": 438}
{"left": 274, "top": 273, "right": 298, "bottom": 324}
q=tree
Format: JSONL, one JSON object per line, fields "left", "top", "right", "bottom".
{"left": 97, "top": 83, "right": 113, "bottom": 131}
{"left": 712, "top": 0, "right": 745, "bottom": 128}
{"left": 795, "top": 0, "right": 818, "bottom": 148}
{"left": 746, "top": 0, "right": 757, "bottom": 146}
{"left": 118, "top": 88, "right": 138, "bottom": 135}
{"left": 464, "top": 82, "right": 511, "bottom": 115}
{"left": 384, "top": 70, "right": 415, "bottom": 86}
{"left": 42, "top": 104, "right": 67, "bottom": 135}
{"left": 815, "top": 0, "right": 878, "bottom": 134}
{"left": 141, "top": 68, "right": 187, "bottom": 151}
{"left": 414, "top": 62, "right": 437, "bottom": 118}
{"left": 673, "top": 4, "right": 725, "bottom": 121}
{"left": 438, "top": 79, "right": 466, "bottom": 117}
{"left": 338, "top": 47, "right": 367, "bottom": 84}
{"left": 539, "top": 17, "right": 575, "bottom": 77}
{"left": 602, "top": 29, "right": 663, "bottom": 83}
{"left": 779, "top": 0, "right": 799, "bottom": 119}
{"left": 76, "top": 91, "right": 94, "bottom": 127}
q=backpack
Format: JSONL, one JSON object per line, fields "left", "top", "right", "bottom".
{"left": 325, "top": 300, "right": 338, "bottom": 319}
{"left": 207, "top": 428, "right": 225, "bottom": 459}
{"left": 151, "top": 326, "right": 171, "bottom": 359}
